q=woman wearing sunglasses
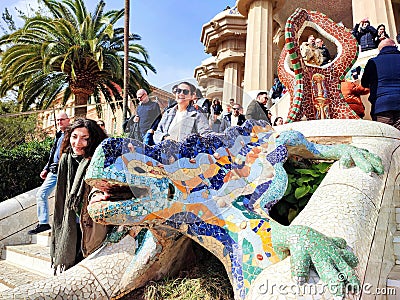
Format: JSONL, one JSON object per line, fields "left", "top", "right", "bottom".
{"left": 153, "top": 81, "right": 211, "bottom": 143}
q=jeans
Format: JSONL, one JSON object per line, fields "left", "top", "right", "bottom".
{"left": 36, "top": 171, "right": 58, "bottom": 224}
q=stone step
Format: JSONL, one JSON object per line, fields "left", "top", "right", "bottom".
{"left": 386, "top": 265, "right": 400, "bottom": 299}
{"left": 1, "top": 244, "right": 53, "bottom": 276}
{"left": 31, "top": 229, "right": 52, "bottom": 247}
{"left": 0, "top": 259, "right": 47, "bottom": 291}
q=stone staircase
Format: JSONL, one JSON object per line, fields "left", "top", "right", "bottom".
{"left": 0, "top": 229, "right": 53, "bottom": 292}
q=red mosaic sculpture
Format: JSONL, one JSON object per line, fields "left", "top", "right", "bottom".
{"left": 278, "top": 8, "right": 359, "bottom": 122}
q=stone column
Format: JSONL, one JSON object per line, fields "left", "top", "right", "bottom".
{"left": 351, "top": 0, "right": 397, "bottom": 38}
{"left": 236, "top": 0, "right": 284, "bottom": 107}
{"left": 222, "top": 62, "right": 243, "bottom": 105}
{"left": 199, "top": 7, "right": 247, "bottom": 108}
{"left": 194, "top": 57, "right": 224, "bottom": 102}
{"left": 239, "top": 0, "right": 273, "bottom": 93}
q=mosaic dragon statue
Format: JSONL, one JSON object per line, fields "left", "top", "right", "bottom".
{"left": 278, "top": 8, "right": 360, "bottom": 122}
{"left": 83, "top": 120, "right": 383, "bottom": 300}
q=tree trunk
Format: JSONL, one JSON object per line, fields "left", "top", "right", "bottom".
{"left": 73, "top": 91, "right": 90, "bottom": 118}
{"left": 122, "top": 0, "right": 130, "bottom": 121}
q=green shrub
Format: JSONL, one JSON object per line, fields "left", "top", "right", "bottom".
{"left": 0, "top": 138, "right": 53, "bottom": 202}
{"left": 269, "top": 158, "right": 334, "bottom": 225}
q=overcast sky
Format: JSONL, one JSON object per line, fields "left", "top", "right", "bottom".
{"left": 0, "top": 0, "right": 237, "bottom": 90}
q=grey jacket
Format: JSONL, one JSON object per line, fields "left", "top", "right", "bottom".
{"left": 154, "top": 105, "right": 212, "bottom": 143}
{"left": 245, "top": 100, "right": 270, "bottom": 122}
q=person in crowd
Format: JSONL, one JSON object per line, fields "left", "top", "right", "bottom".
{"left": 315, "top": 38, "right": 332, "bottom": 65}
{"left": 211, "top": 98, "right": 223, "bottom": 115}
{"left": 28, "top": 112, "right": 70, "bottom": 235}
{"left": 96, "top": 120, "right": 107, "bottom": 134}
{"left": 361, "top": 38, "right": 400, "bottom": 130}
{"left": 245, "top": 91, "right": 271, "bottom": 123}
{"left": 270, "top": 76, "right": 284, "bottom": 104}
{"left": 224, "top": 98, "right": 235, "bottom": 115}
{"left": 210, "top": 111, "right": 229, "bottom": 133}
{"left": 123, "top": 89, "right": 161, "bottom": 141}
{"left": 193, "top": 88, "right": 211, "bottom": 118}
{"left": 51, "top": 118, "right": 108, "bottom": 273}
{"left": 341, "top": 67, "right": 370, "bottom": 118}
{"left": 273, "top": 116, "right": 284, "bottom": 126}
{"left": 352, "top": 18, "right": 377, "bottom": 52}
{"left": 154, "top": 81, "right": 212, "bottom": 143}
{"left": 374, "top": 24, "right": 390, "bottom": 48}
{"left": 224, "top": 103, "right": 246, "bottom": 127}
{"left": 267, "top": 110, "right": 273, "bottom": 124}
{"left": 143, "top": 98, "right": 179, "bottom": 146}
{"left": 300, "top": 34, "right": 323, "bottom": 66}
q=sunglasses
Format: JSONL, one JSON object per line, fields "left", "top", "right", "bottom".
{"left": 233, "top": 108, "right": 240, "bottom": 111}
{"left": 97, "top": 123, "right": 105, "bottom": 126}
{"left": 175, "top": 88, "right": 190, "bottom": 95}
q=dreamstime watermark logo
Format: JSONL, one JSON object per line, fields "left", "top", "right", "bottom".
{"left": 257, "top": 272, "right": 396, "bottom": 297}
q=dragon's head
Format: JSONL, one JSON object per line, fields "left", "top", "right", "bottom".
{"left": 85, "top": 138, "right": 175, "bottom": 226}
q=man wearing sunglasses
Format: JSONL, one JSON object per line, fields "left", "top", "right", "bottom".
{"left": 154, "top": 81, "right": 211, "bottom": 143}
{"left": 123, "top": 89, "right": 161, "bottom": 141}
{"left": 245, "top": 91, "right": 272, "bottom": 124}
{"left": 224, "top": 103, "right": 246, "bottom": 127}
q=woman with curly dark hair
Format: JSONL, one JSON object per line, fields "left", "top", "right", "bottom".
{"left": 51, "top": 118, "right": 108, "bottom": 273}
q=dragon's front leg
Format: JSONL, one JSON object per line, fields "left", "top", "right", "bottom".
{"left": 269, "top": 220, "right": 360, "bottom": 297}
{"left": 276, "top": 129, "right": 383, "bottom": 174}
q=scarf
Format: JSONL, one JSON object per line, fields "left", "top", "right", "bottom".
{"left": 50, "top": 151, "right": 91, "bottom": 274}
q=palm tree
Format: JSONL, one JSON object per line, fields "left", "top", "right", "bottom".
{"left": 0, "top": 0, "right": 156, "bottom": 117}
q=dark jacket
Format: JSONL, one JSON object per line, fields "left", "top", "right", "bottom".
{"left": 374, "top": 32, "right": 390, "bottom": 48}
{"left": 123, "top": 101, "right": 161, "bottom": 140}
{"left": 211, "top": 104, "right": 223, "bottom": 115}
{"left": 224, "top": 113, "right": 246, "bottom": 126}
{"left": 352, "top": 23, "right": 377, "bottom": 51}
{"left": 245, "top": 100, "right": 271, "bottom": 123}
{"left": 43, "top": 130, "right": 64, "bottom": 173}
{"left": 318, "top": 45, "right": 331, "bottom": 65}
{"left": 361, "top": 46, "right": 400, "bottom": 115}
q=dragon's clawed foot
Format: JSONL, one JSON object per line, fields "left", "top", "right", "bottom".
{"left": 271, "top": 223, "right": 360, "bottom": 297}
{"left": 334, "top": 144, "right": 384, "bottom": 174}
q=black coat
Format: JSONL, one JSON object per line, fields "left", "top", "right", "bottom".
{"left": 361, "top": 46, "right": 400, "bottom": 115}
{"left": 224, "top": 113, "right": 246, "bottom": 126}
{"left": 352, "top": 24, "right": 377, "bottom": 51}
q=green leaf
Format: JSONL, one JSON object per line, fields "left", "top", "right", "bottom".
{"left": 313, "top": 162, "right": 332, "bottom": 173}
{"left": 296, "top": 176, "right": 314, "bottom": 185}
{"left": 295, "top": 168, "right": 320, "bottom": 177}
{"left": 295, "top": 185, "right": 311, "bottom": 199}
{"left": 299, "top": 197, "right": 310, "bottom": 208}
{"left": 285, "top": 194, "right": 299, "bottom": 204}
{"left": 275, "top": 202, "right": 289, "bottom": 216}
{"left": 288, "top": 207, "right": 299, "bottom": 223}
{"left": 104, "top": 24, "right": 114, "bottom": 39}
